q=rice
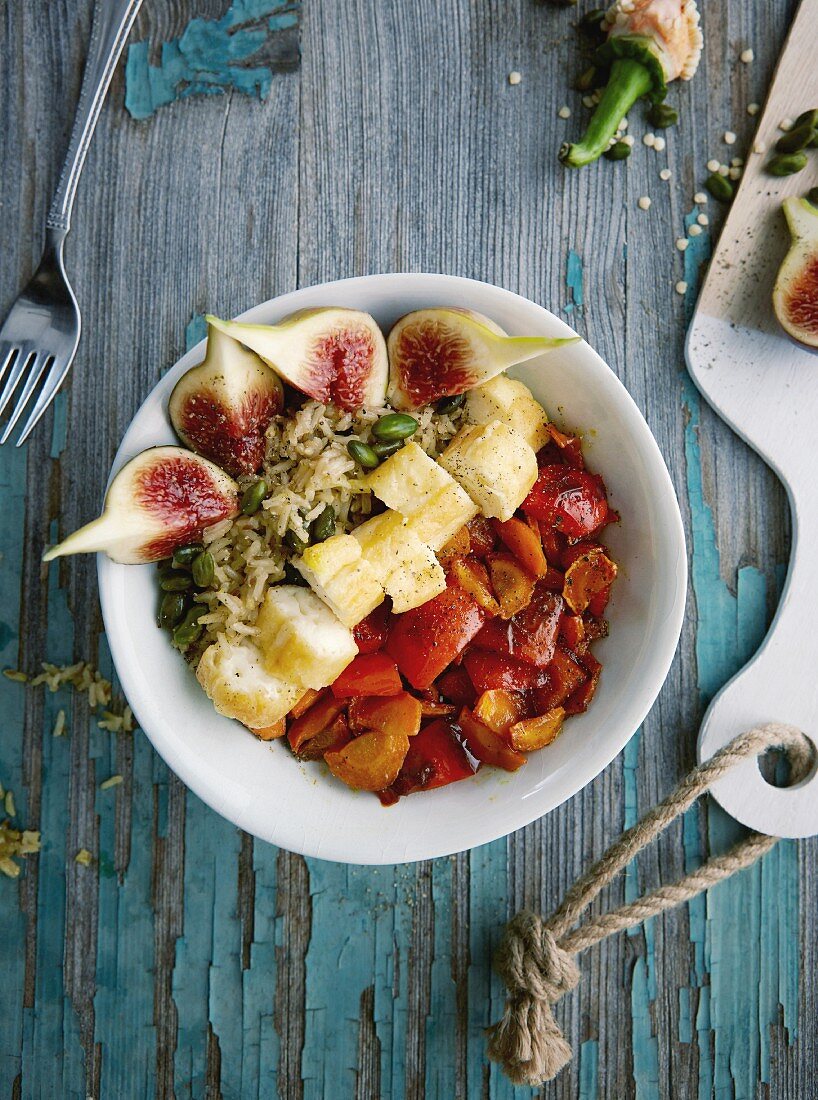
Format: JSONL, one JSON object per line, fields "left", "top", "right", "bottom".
{"left": 191, "top": 399, "right": 466, "bottom": 660}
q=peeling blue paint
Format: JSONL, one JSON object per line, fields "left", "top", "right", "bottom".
{"left": 564, "top": 249, "right": 584, "bottom": 315}
{"left": 578, "top": 1038, "right": 599, "bottom": 1099}
{"left": 49, "top": 391, "right": 67, "bottom": 459}
{"left": 185, "top": 313, "right": 208, "bottom": 353}
{"left": 125, "top": 1, "right": 300, "bottom": 121}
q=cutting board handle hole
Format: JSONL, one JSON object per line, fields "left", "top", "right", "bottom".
{"left": 757, "top": 735, "right": 817, "bottom": 789}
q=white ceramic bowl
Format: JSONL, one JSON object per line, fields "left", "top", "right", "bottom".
{"left": 98, "top": 274, "right": 686, "bottom": 864}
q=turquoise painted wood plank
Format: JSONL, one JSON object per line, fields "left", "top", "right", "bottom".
{"left": 0, "top": 443, "right": 29, "bottom": 1096}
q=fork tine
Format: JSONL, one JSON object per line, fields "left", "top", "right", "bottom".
{"left": 0, "top": 354, "right": 51, "bottom": 444}
{"left": 0, "top": 349, "right": 31, "bottom": 418}
{"left": 0, "top": 345, "right": 18, "bottom": 388}
{"left": 15, "top": 354, "right": 72, "bottom": 447}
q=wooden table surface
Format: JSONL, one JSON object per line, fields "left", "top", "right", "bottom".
{"left": 1, "top": 1, "right": 816, "bottom": 1097}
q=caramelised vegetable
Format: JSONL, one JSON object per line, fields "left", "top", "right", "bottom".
{"left": 773, "top": 195, "right": 818, "bottom": 349}
{"left": 386, "top": 309, "right": 577, "bottom": 409}
{"left": 207, "top": 308, "right": 388, "bottom": 411}
{"left": 169, "top": 322, "right": 283, "bottom": 478}
{"left": 42, "top": 447, "right": 239, "bottom": 565}
{"left": 560, "top": 0, "right": 702, "bottom": 168}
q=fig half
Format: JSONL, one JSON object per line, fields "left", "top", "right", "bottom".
{"left": 773, "top": 196, "right": 818, "bottom": 350}
{"left": 169, "top": 322, "right": 284, "bottom": 477}
{"left": 206, "top": 308, "right": 389, "bottom": 410}
{"left": 43, "top": 447, "right": 239, "bottom": 564}
{"left": 386, "top": 308, "right": 579, "bottom": 409}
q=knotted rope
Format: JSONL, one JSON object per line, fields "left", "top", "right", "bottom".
{"left": 486, "top": 722, "right": 814, "bottom": 1087}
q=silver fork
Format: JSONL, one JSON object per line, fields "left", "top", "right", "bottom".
{"left": 0, "top": 0, "right": 144, "bottom": 447}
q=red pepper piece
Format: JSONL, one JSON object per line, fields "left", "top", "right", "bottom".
{"left": 462, "top": 648, "right": 547, "bottom": 694}
{"left": 385, "top": 577, "right": 488, "bottom": 691}
{"left": 330, "top": 652, "right": 403, "bottom": 699}
{"left": 436, "top": 665, "right": 477, "bottom": 709}
{"left": 523, "top": 465, "right": 609, "bottom": 542}
{"left": 352, "top": 602, "right": 391, "bottom": 654}
{"left": 474, "top": 587, "right": 564, "bottom": 668}
{"left": 390, "top": 718, "right": 477, "bottom": 796}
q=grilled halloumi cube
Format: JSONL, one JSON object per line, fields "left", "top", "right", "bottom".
{"left": 439, "top": 421, "right": 538, "bottom": 522}
{"left": 466, "top": 375, "right": 550, "bottom": 451}
{"left": 353, "top": 511, "right": 446, "bottom": 612}
{"left": 196, "top": 637, "right": 303, "bottom": 729}
{"left": 256, "top": 585, "right": 357, "bottom": 689}
{"left": 366, "top": 442, "right": 453, "bottom": 513}
{"left": 408, "top": 483, "right": 478, "bottom": 550}
{"left": 296, "top": 533, "right": 384, "bottom": 627}
{"left": 385, "top": 537, "right": 446, "bottom": 612}
{"left": 365, "top": 441, "right": 478, "bottom": 550}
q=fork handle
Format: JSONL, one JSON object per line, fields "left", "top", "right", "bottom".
{"left": 46, "top": 0, "right": 144, "bottom": 235}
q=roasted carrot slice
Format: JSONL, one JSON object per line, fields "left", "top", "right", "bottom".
{"left": 559, "top": 613, "right": 586, "bottom": 651}
{"left": 486, "top": 553, "right": 536, "bottom": 619}
{"left": 473, "top": 688, "right": 527, "bottom": 736}
{"left": 295, "top": 714, "right": 351, "bottom": 761}
{"left": 493, "top": 517, "right": 548, "bottom": 578}
{"left": 562, "top": 548, "right": 618, "bottom": 614}
{"left": 457, "top": 707, "right": 526, "bottom": 771}
{"left": 325, "top": 729, "right": 410, "bottom": 791}
{"left": 248, "top": 717, "right": 287, "bottom": 741}
{"left": 288, "top": 695, "right": 345, "bottom": 753}
{"left": 508, "top": 707, "right": 565, "bottom": 752}
{"left": 451, "top": 556, "right": 500, "bottom": 615}
{"left": 290, "top": 688, "right": 324, "bottom": 720}
{"left": 348, "top": 691, "right": 422, "bottom": 737}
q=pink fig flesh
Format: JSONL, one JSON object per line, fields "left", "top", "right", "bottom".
{"left": 777, "top": 254, "right": 818, "bottom": 344}
{"left": 386, "top": 308, "right": 578, "bottom": 409}
{"left": 42, "top": 447, "right": 239, "bottom": 565}
{"left": 206, "top": 309, "right": 389, "bottom": 411}
{"left": 390, "top": 314, "right": 478, "bottom": 407}
{"left": 169, "top": 324, "right": 284, "bottom": 477}
{"left": 136, "top": 453, "right": 238, "bottom": 560}
{"left": 307, "top": 325, "right": 382, "bottom": 409}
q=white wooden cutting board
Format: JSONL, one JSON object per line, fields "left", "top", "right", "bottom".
{"left": 686, "top": 0, "right": 818, "bottom": 838}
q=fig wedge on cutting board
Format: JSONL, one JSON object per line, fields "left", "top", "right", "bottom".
{"left": 206, "top": 308, "right": 389, "bottom": 410}
{"left": 773, "top": 195, "right": 818, "bottom": 350}
{"left": 43, "top": 447, "right": 239, "bottom": 564}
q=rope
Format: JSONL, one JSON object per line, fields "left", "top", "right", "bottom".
{"left": 486, "top": 722, "right": 814, "bottom": 1087}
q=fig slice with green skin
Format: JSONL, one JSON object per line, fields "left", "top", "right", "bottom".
{"left": 169, "top": 322, "right": 284, "bottom": 477}
{"left": 206, "top": 308, "right": 388, "bottom": 410}
{"left": 386, "top": 308, "right": 579, "bottom": 410}
{"left": 773, "top": 196, "right": 818, "bottom": 350}
{"left": 42, "top": 447, "right": 239, "bottom": 565}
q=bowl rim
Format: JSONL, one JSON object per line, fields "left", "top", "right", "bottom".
{"left": 98, "top": 272, "right": 687, "bottom": 863}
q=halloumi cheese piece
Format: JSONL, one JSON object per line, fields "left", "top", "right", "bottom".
{"left": 196, "top": 637, "right": 302, "bottom": 729}
{"left": 296, "top": 533, "right": 384, "bottom": 627}
{"left": 256, "top": 585, "right": 357, "bottom": 689}
{"left": 385, "top": 536, "right": 446, "bottom": 612}
{"left": 439, "top": 421, "right": 538, "bottom": 522}
{"left": 408, "top": 483, "right": 478, "bottom": 550}
{"left": 365, "top": 442, "right": 477, "bottom": 550}
{"left": 366, "top": 442, "right": 453, "bottom": 513}
{"left": 353, "top": 511, "right": 446, "bottom": 611}
{"left": 466, "top": 374, "right": 550, "bottom": 451}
